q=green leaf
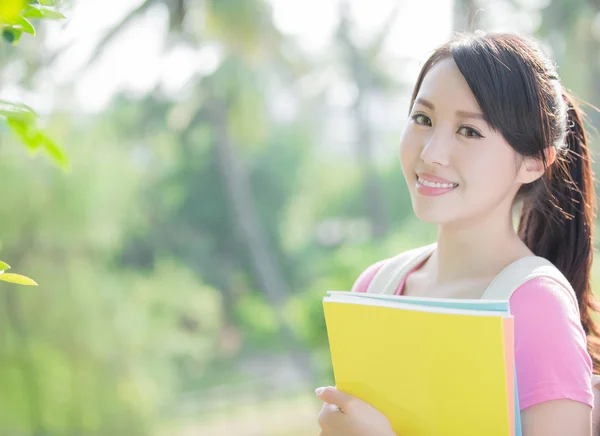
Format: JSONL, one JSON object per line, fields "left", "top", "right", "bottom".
{"left": 19, "top": 17, "right": 35, "bottom": 35}
{"left": 3, "top": 16, "right": 36, "bottom": 35}
{"left": 7, "top": 118, "right": 43, "bottom": 151}
{"left": 37, "top": 0, "right": 56, "bottom": 5}
{"left": 0, "top": 261, "right": 11, "bottom": 271}
{"left": 2, "top": 28, "right": 21, "bottom": 44}
{"left": 6, "top": 118, "right": 70, "bottom": 169}
{"left": 22, "top": 4, "right": 65, "bottom": 19}
{"left": 0, "top": 0, "right": 26, "bottom": 25}
{"left": 5, "top": 118, "right": 40, "bottom": 151}
{"left": 40, "top": 134, "right": 69, "bottom": 169}
{"left": 0, "top": 273, "right": 38, "bottom": 286}
{"left": 0, "top": 100, "right": 37, "bottom": 123}
{"left": 2, "top": 29, "right": 14, "bottom": 42}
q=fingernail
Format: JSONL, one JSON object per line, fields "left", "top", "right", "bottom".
{"left": 315, "top": 387, "right": 324, "bottom": 395}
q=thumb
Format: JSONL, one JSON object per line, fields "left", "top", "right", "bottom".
{"left": 315, "top": 386, "right": 352, "bottom": 409}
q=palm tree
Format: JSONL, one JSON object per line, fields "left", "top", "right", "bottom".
{"left": 334, "top": 1, "right": 401, "bottom": 239}
{"left": 74, "top": 0, "right": 318, "bottom": 380}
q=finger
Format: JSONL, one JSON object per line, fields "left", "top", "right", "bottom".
{"left": 317, "top": 402, "right": 342, "bottom": 429}
{"left": 315, "top": 386, "right": 353, "bottom": 410}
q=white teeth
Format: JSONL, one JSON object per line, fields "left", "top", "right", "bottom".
{"left": 417, "top": 177, "right": 457, "bottom": 189}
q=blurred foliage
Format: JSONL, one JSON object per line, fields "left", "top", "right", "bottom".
{"left": 0, "top": 0, "right": 67, "bottom": 170}
{"left": 0, "top": 0, "right": 64, "bottom": 289}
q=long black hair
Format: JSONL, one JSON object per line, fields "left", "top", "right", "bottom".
{"left": 410, "top": 33, "right": 600, "bottom": 371}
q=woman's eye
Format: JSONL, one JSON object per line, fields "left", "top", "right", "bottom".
{"left": 411, "top": 114, "right": 432, "bottom": 126}
{"left": 458, "top": 126, "right": 483, "bottom": 138}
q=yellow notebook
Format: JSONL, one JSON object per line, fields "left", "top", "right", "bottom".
{"left": 323, "top": 291, "right": 516, "bottom": 436}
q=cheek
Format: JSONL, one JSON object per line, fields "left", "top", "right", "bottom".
{"left": 398, "top": 129, "right": 420, "bottom": 172}
{"left": 462, "top": 148, "right": 519, "bottom": 193}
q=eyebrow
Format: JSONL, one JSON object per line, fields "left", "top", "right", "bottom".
{"left": 414, "top": 97, "right": 486, "bottom": 120}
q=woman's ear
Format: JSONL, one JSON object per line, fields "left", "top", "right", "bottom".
{"left": 517, "top": 147, "right": 556, "bottom": 184}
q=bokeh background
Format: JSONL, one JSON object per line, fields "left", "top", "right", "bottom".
{"left": 1, "top": 0, "right": 600, "bottom": 435}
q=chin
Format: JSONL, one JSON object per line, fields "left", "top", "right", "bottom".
{"left": 411, "top": 201, "right": 457, "bottom": 225}
{"left": 413, "top": 211, "right": 448, "bottom": 224}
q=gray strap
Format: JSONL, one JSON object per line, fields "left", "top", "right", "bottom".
{"left": 367, "top": 245, "right": 577, "bottom": 309}
{"left": 366, "top": 244, "right": 436, "bottom": 295}
{"left": 481, "top": 256, "right": 578, "bottom": 310}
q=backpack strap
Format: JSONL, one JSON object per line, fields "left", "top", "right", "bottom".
{"left": 480, "top": 256, "right": 578, "bottom": 312}
{"left": 365, "top": 244, "right": 436, "bottom": 295}
{"left": 366, "top": 244, "right": 578, "bottom": 308}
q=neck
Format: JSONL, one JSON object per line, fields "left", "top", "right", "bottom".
{"left": 429, "top": 208, "right": 533, "bottom": 285}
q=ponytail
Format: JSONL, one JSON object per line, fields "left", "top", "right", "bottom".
{"left": 518, "top": 92, "right": 600, "bottom": 372}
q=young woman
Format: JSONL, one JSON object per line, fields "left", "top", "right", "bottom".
{"left": 315, "top": 32, "right": 600, "bottom": 435}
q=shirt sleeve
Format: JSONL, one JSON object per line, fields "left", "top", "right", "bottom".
{"left": 510, "top": 277, "right": 594, "bottom": 410}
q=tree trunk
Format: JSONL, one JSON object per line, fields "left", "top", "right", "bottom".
{"left": 338, "top": 9, "right": 389, "bottom": 239}
{"left": 206, "top": 81, "right": 316, "bottom": 382}
{"left": 215, "top": 254, "right": 242, "bottom": 358}
{"left": 353, "top": 89, "right": 389, "bottom": 239}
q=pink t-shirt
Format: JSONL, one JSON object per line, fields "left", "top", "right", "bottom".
{"left": 351, "top": 258, "right": 594, "bottom": 411}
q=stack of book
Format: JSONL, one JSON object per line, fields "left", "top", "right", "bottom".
{"left": 322, "top": 291, "right": 521, "bottom": 436}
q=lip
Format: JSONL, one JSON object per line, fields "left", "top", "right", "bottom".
{"left": 416, "top": 172, "right": 457, "bottom": 185}
{"left": 415, "top": 172, "right": 459, "bottom": 197}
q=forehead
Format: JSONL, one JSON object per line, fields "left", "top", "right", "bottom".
{"left": 415, "top": 57, "right": 482, "bottom": 112}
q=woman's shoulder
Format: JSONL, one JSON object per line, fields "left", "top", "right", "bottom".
{"left": 510, "top": 276, "right": 593, "bottom": 410}
{"left": 350, "top": 244, "right": 434, "bottom": 293}
{"left": 510, "top": 274, "right": 579, "bottom": 317}
{"left": 509, "top": 275, "right": 584, "bottom": 347}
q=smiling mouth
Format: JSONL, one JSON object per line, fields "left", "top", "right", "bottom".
{"left": 416, "top": 175, "right": 459, "bottom": 189}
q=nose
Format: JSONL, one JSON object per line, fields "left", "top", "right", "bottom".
{"left": 420, "top": 128, "right": 450, "bottom": 166}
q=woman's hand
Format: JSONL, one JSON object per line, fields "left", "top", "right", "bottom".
{"left": 316, "top": 386, "right": 396, "bottom": 436}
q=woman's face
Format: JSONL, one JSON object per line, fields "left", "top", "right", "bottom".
{"left": 399, "top": 57, "right": 529, "bottom": 227}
